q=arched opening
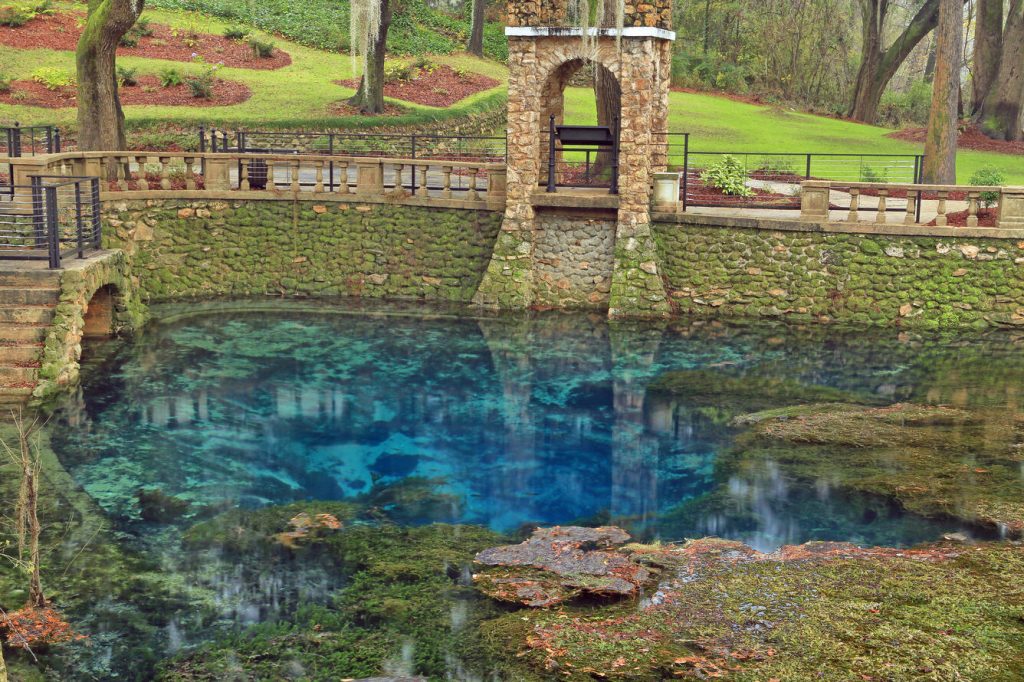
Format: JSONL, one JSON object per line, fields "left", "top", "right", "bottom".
{"left": 539, "top": 57, "right": 622, "bottom": 190}
{"left": 82, "top": 284, "right": 118, "bottom": 338}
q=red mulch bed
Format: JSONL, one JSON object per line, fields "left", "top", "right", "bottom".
{"left": 889, "top": 124, "right": 1024, "bottom": 156}
{"left": 337, "top": 65, "right": 501, "bottom": 107}
{"left": 0, "top": 76, "right": 251, "bottom": 108}
{"left": 686, "top": 178, "right": 801, "bottom": 208}
{"left": 927, "top": 208, "right": 999, "bottom": 228}
{"left": 0, "top": 11, "right": 290, "bottom": 70}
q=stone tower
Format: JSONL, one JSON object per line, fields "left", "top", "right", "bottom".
{"left": 474, "top": 0, "right": 675, "bottom": 317}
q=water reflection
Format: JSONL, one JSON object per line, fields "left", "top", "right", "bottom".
{"left": 50, "top": 304, "right": 1024, "bottom": 554}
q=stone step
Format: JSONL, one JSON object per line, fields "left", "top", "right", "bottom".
{"left": 0, "top": 306, "right": 54, "bottom": 324}
{"left": 0, "top": 271, "right": 62, "bottom": 288}
{"left": 0, "top": 346, "right": 42, "bottom": 364}
{"left": 0, "top": 386, "right": 32, "bottom": 399}
{"left": 0, "top": 288, "right": 59, "bottom": 306}
{"left": 0, "top": 366, "right": 38, "bottom": 383}
{"left": 0, "top": 326, "right": 47, "bottom": 343}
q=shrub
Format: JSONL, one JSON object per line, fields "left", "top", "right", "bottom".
{"left": 30, "top": 66, "right": 74, "bottom": 90}
{"left": 860, "top": 166, "right": 889, "bottom": 183}
{"left": 116, "top": 65, "right": 138, "bottom": 87}
{"left": 970, "top": 167, "right": 1006, "bottom": 208}
{"left": 223, "top": 25, "right": 248, "bottom": 40}
{"left": 383, "top": 60, "right": 413, "bottom": 83}
{"left": 671, "top": 50, "right": 750, "bottom": 92}
{"left": 412, "top": 56, "right": 437, "bottom": 73}
{"left": 0, "top": 0, "right": 49, "bottom": 27}
{"left": 120, "top": 16, "right": 153, "bottom": 46}
{"left": 158, "top": 68, "right": 183, "bottom": 87}
{"left": 878, "top": 81, "right": 932, "bottom": 128}
{"left": 700, "top": 155, "right": 753, "bottom": 197}
{"left": 248, "top": 37, "right": 275, "bottom": 58}
{"left": 186, "top": 65, "right": 218, "bottom": 99}
{"left": 0, "top": 74, "right": 11, "bottom": 94}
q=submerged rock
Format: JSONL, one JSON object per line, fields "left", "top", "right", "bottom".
{"left": 474, "top": 526, "right": 652, "bottom": 607}
{"left": 136, "top": 488, "right": 191, "bottom": 523}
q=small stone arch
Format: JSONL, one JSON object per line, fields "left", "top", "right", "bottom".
{"left": 83, "top": 283, "right": 120, "bottom": 337}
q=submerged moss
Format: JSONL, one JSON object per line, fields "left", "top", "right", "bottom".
{"left": 479, "top": 538, "right": 1024, "bottom": 680}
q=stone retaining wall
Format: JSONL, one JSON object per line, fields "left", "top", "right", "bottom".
{"left": 654, "top": 218, "right": 1024, "bottom": 329}
{"left": 533, "top": 212, "right": 616, "bottom": 308}
{"left": 102, "top": 199, "right": 503, "bottom": 303}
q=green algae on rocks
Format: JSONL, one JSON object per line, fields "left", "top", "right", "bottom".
{"left": 476, "top": 531, "right": 1024, "bottom": 681}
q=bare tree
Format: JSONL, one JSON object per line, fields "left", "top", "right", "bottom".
{"left": 3, "top": 413, "right": 45, "bottom": 609}
{"left": 76, "top": 0, "right": 145, "bottom": 151}
{"left": 468, "top": 0, "right": 485, "bottom": 56}
{"left": 976, "top": 0, "right": 1024, "bottom": 140}
{"left": 922, "top": 0, "right": 963, "bottom": 183}
{"left": 848, "top": 0, "right": 944, "bottom": 123}
{"left": 349, "top": 0, "right": 395, "bottom": 115}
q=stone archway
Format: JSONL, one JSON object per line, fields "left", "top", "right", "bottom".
{"left": 83, "top": 284, "right": 118, "bottom": 337}
{"left": 473, "top": 1, "right": 675, "bottom": 317}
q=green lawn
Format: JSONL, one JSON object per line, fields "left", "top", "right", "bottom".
{"left": 0, "top": 4, "right": 508, "bottom": 140}
{"left": 565, "top": 88, "right": 1024, "bottom": 184}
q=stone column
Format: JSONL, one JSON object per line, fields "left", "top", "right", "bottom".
{"left": 474, "top": 37, "right": 541, "bottom": 310}
{"left": 800, "top": 180, "right": 831, "bottom": 221}
{"left": 998, "top": 187, "right": 1024, "bottom": 229}
{"left": 650, "top": 40, "right": 673, "bottom": 173}
{"left": 608, "top": 37, "right": 671, "bottom": 318}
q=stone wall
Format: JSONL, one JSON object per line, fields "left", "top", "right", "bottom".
{"left": 102, "top": 199, "right": 503, "bottom": 303}
{"left": 36, "top": 251, "right": 147, "bottom": 402}
{"left": 533, "top": 212, "right": 616, "bottom": 308}
{"left": 654, "top": 219, "right": 1024, "bottom": 329}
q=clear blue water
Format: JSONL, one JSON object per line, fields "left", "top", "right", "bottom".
{"left": 32, "top": 302, "right": 1024, "bottom": 678}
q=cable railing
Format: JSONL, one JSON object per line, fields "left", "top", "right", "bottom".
{"left": 0, "top": 123, "right": 62, "bottom": 158}
{"left": 0, "top": 176, "right": 101, "bottom": 269}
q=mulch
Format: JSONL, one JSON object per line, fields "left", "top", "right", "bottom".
{"left": 0, "top": 11, "right": 290, "bottom": 70}
{"left": 0, "top": 76, "right": 251, "bottom": 108}
{"left": 686, "top": 177, "right": 800, "bottom": 208}
{"left": 889, "top": 124, "right": 1024, "bottom": 156}
{"left": 927, "top": 208, "right": 999, "bottom": 228}
{"left": 337, "top": 65, "right": 501, "bottom": 108}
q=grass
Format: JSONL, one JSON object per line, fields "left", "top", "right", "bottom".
{"left": 0, "top": 3, "right": 508, "bottom": 139}
{"left": 565, "top": 88, "right": 1024, "bottom": 184}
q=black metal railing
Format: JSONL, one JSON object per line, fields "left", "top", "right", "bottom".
{"left": 1, "top": 123, "right": 62, "bottom": 158}
{"left": 545, "top": 116, "right": 620, "bottom": 193}
{"left": 199, "top": 126, "right": 508, "bottom": 162}
{"left": 0, "top": 176, "right": 101, "bottom": 269}
{"left": 653, "top": 133, "right": 925, "bottom": 211}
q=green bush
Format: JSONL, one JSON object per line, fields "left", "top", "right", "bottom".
{"left": 116, "top": 65, "right": 138, "bottom": 87}
{"left": 0, "top": 74, "right": 11, "bottom": 94}
{"left": 158, "top": 68, "right": 183, "bottom": 87}
{"left": 383, "top": 60, "right": 414, "bottom": 83}
{"left": 700, "top": 155, "right": 753, "bottom": 197}
{"left": 671, "top": 50, "right": 750, "bottom": 92}
{"left": 30, "top": 66, "right": 74, "bottom": 90}
{"left": 223, "top": 25, "right": 248, "bottom": 40}
{"left": 248, "top": 37, "right": 275, "bottom": 58}
{"left": 878, "top": 81, "right": 932, "bottom": 128}
{"left": 860, "top": 166, "right": 889, "bottom": 183}
{"left": 0, "top": 0, "right": 50, "bottom": 27}
{"left": 186, "top": 65, "right": 217, "bottom": 99}
{"left": 970, "top": 167, "right": 1006, "bottom": 208}
{"left": 120, "top": 16, "right": 153, "bottom": 46}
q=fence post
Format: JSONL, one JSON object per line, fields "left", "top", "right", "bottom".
{"left": 800, "top": 180, "right": 831, "bottom": 221}
{"left": 90, "top": 178, "right": 102, "bottom": 249}
{"left": 45, "top": 184, "right": 60, "bottom": 269}
{"left": 999, "top": 187, "right": 1024, "bottom": 229}
{"left": 74, "top": 181, "right": 84, "bottom": 258}
{"left": 681, "top": 133, "right": 689, "bottom": 212}
{"left": 10, "top": 123, "right": 21, "bottom": 159}
{"left": 411, "top": 134, "right": 417, "bottom": 160}
{"left": 546, "top": 115, "right": 557, "bottom": 193}
{"left": 805, "top": 153, "right": 812, "bottom": 179}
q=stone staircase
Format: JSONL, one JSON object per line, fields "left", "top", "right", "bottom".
{"left": 0, "top": 269, "right": 60, "bottom": 407}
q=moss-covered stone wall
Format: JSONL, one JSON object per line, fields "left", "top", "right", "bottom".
{"left": 654, "top": 220, "right": 1024, "bottom": 329}
{"left": 102, "top": 199, "right": 503, "bottom": 303}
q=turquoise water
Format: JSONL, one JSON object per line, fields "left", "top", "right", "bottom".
{"left": 33, "top": 303, "right": 1024, "bottom": 678}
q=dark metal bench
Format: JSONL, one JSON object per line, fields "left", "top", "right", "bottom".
{"left": 546, "top": 116, "right": 620, "bottom": 194}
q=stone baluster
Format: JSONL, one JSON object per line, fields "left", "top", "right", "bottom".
{"left": 875, "top": 189, "right": 888, "bottom": 224}
{"left": 442, "top": 166, "right": 453, "bottom": 199}
{"left": 935, "top": 191, "right": 948, "bottom": 227}
{"left": 117, "top": 156, "right": 130, "bottom": 191}
{"left": 394, "top": 163, "right": 405, "bottom": 194}
{"left": 468, "top": 168, "right": 480, "bottom": 201}
{"left": 131, "top": 156, "right": 146, "bottom": 190}
{"left": 265, "top": 158, "right": 277, "bottom": 191}
{"left": 184, "top": 158, "right": 196, "bottom": 190}
{"left": 967, "top": 192, "right": 980, "bottom": 227}
{"left": 290, "top": 160, "right": 300, "bottom": 192}
{"left": 417, "top": 164, "right": 429, "bottom": 198}
{"left": 240, "top": 158, "right": 250, "bottom": 191}
{"left": 904, "top": 189, "right": 918, "bottom": 225}
{"left": 847, "top": 188, "right": 860, "bottom": 222}
{"left": 159, "top": 157, "right": 172, "bottom": 190}
{"left": 337, "top": 161, "right": 350, "bottom": 194}
{"left": 314, "top": 161, "right": 324, "bottom": 193}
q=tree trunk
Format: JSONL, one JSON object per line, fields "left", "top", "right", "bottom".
{"left": 848, "top": 0, "right": 943, "bottom": 122}
{"left": 467, "top": 0, "right": 484, "bottom": 56}
{"left": 16, "top": 425, "right": 44, "bottom": 609}
{"left": 76, "top": 0, "right": 144, "bottom": 152}
{"left": 922, "top": 0, "right": 963, "bottom": 183}
{"left": 977, "top": 0, "right": 1024, "bottom": 140}
{"left": 972, "top": 0, "right": 1004, "bottom": 113}
{"left": 1, "top": 643, "right": 7, "bottom": 682}
{"left": 350, "top": 0, "right": 393, "bottom": 115}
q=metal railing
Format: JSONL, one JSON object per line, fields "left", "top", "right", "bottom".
{"left": 653, "top": 133, "right": 925, "bottom": 211}
{"left": 199, "top": 127, "right": 508, "bottom": 163}
{"left": 0, "top": 176, "right": 101, "bottom": 269}
{"left": 1, "top": 124, "right": 62, "bottom": 158}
